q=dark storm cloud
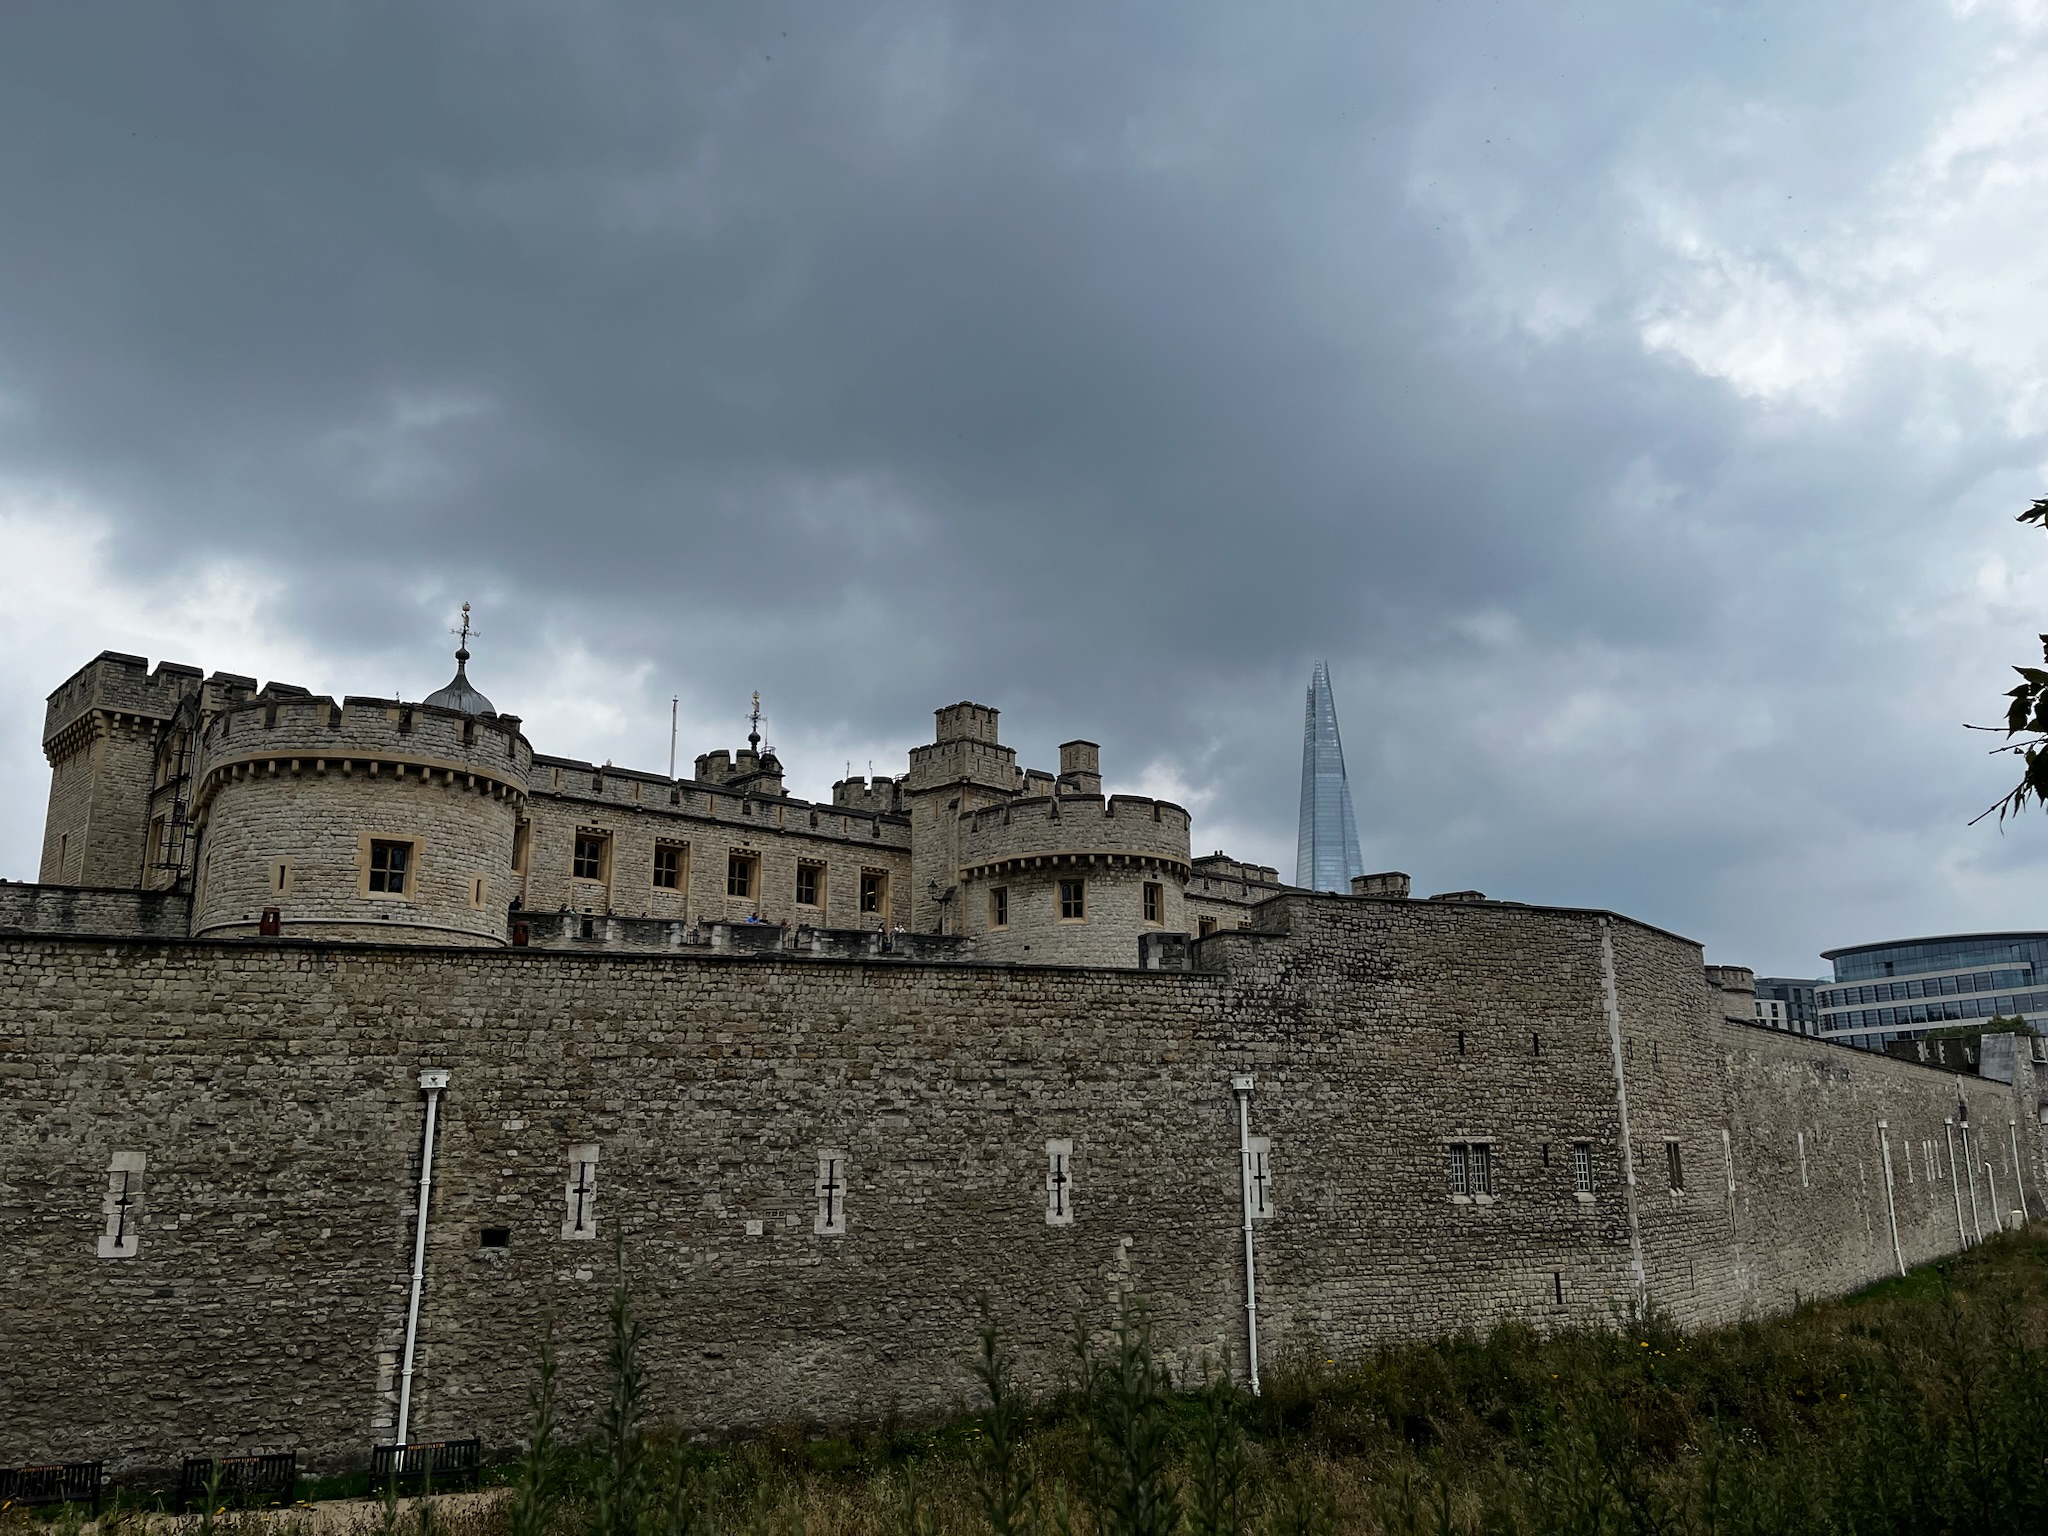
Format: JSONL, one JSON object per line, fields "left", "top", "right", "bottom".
{"left": 1, "top": 1, "right": 2043, "bottom": 971}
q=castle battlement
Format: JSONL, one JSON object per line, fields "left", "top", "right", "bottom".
{"left": 194, "top": 694, "right": 532, "bottom": 813}
{"left": 831, "top": 775, "right": 904, "bottom": 815}
{"left": 961, "top": 792, "right": 1192, "bottom": 878}
{"left": 43, "top": 652, "right": 208, "bottom": 762}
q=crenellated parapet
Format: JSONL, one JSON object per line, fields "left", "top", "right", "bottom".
{"left": 191, "top": 693, "right": 531, "bottom": 814}
{"left": 188, "top": 690, "right": 532, "bottom": 947}
{"left": 831, "top": 775, "right": 903, "bottom": 815}
{"left": 959, "top": 793, "right": 1192, "bottom": 882}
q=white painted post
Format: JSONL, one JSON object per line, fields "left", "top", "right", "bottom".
{"left": 1983, "top": 1163, "right": 2004, "bottom": 1234}
{"left": 396, "top": 1068, "right": 449, "bottom": 1447}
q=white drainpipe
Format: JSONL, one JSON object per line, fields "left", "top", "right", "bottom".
{"left": 1961, "top": 1123, "right": 1985, "bottom": 1244}
{"left": 1877, "top": 1122, "right": 1905, "bottom": 1277}
{"left": 2009, "top": 1120, "right": 2029, "bottom": 1226}
{"left": 1230, "top": 1074, "right": 1261, "bottom": 1396}
{"left": 1945, "top": 1119, "right": 1967, "bottom": 1247}
{"left": 396, "top": 1068, "right": 450, "bottom": 1446}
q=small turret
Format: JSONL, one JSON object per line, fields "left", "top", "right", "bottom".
{"left": 423, "top": 603, "right": 497, "bottom": 715}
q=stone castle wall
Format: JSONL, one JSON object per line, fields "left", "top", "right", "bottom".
{"left": 0, "top": 881, "right": 194, "bottom": 939}
{"left": 2, "top": 893, "right": 2034, "bottom": 1475}
{"left": 519, "top": 760, "right": 914, "bottom": 933}
{"left": 190, "top": 696, "right": 531, "bottom": 946}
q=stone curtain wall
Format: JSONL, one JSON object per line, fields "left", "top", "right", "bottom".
{"left": 0, "top": 895, "right": 2036, "bottom": 1475}
{"left": 0, "top": 882, "right": 194, "bottom": 939}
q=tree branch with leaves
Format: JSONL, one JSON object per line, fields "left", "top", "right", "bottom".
{"left": 1970, "top": 498, "right": 2048, "bottom": 825}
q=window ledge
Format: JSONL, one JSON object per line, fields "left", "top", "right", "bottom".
{"left": 1473, "top": 1193, "right": 1497, "bottom": 1207}
{"left": 1449, "top": 1193, "right": 1472, "bottom": 1205}
{"left": 1574, "top": 1192, "right": 1596, "bottom": 1205}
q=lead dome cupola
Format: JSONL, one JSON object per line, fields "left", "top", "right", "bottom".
{"left": 424, "top": 602, "right": 496, "bottom": 714}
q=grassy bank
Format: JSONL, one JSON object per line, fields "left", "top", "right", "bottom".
{"left": 15, "top": 1232, "right": 2048, "bottom": 1535}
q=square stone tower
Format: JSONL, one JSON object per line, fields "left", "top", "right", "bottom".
{"left": 901, "top": 703, "right": 1017, "bottom": 933}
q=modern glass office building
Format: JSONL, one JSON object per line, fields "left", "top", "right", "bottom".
{"left": 1754, "top": 976, "right": 1826, "bottom": 1036}
{"left": 1296, "top": 660, "right": 1365, "bottom": 892}
{"left": 1816, "top": 932, "right": 2048, "bottom": 1049}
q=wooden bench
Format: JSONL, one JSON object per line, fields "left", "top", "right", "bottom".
{"left": 370, "top": 1439, "right": 482, "bottom": 1493}
{"left": 177, "top": 1452, "right": 298, "bottom": 1510}
{"left": 0, "top": 1462, "right": 103, "bottom": 1514}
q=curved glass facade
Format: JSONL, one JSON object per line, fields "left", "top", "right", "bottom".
{"left": 1816, "top": 932, "right": 2048, "bottom": 1048}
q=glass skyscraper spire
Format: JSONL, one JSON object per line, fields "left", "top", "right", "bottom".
{"left": 1296, "top": 660, "right": 1364, "bottom": 892}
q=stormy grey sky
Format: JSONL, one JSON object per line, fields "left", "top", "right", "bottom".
{"left": 2, "top": 2, "right": 2045, "bottom": 975}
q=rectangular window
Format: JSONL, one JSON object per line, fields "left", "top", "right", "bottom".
{"left": 511, "top": 820, "right": 531, "bottom": 874}
{"left": 1198, "top": 916, "right": 1218, "bottom": 937}
{"left": 369, "top": 839, "right": 411, "bottom": 894}
{"left": 573, "top": 832, "right": 607, "bottom": 882}
{"left": 1447, "top": 1141, "right": 1493, "bottom": 1197}
{"left": 652, "top": 843, "right": 683, "bottom": 890}
{"left": 796, "top": 862, "right": 823, "bottom": 907}
{"left": 1143, "top": 881, "right": 1162, "bottom": 924}
{"left": 860, "top": 870, "right": 885, "bottom": 914}
{"left": 990, "top": 886, "right": 1009, "bottom": 929}
{"left": 1059, "top": 878, "right": 1086, "bottom": 921}
{"left": 1571, "top": 1141, "right": 1593, "bottom": 1196}
{"left": 1666, "top": 1140, "right": 1685, "bottom": 1192}
{"left": 726, "top": 853, "right": 756, "bottom": 899}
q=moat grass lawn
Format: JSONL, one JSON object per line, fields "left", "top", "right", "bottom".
{"left": 16, "top": 1231, "right": 2048, "bottom": 1536}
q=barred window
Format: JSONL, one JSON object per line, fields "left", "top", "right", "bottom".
{"left": 1665, "top": 1140, "right": 1685, "bottom": 1192}
{"left": 369, "top": 839, "right": 411, "bottom": 894}
{"left": 1142, "top": 881, "right": 1162, "bottom": 923}
{"left": 1059, "top": 879, "right": 1086, "bottom": 921}
{"left": 989, "top": 886, "right": 1009, "bottom": 929}
{"left": 1571, "top": 1141, "right": 1593, "bottom": 1195}
{"left": 1448, "top": 1141, "right": 1493, "bottom": 1197}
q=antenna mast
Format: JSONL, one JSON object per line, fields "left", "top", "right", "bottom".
{"left": 669, "top": 696, "right": 678, "bottom": 779}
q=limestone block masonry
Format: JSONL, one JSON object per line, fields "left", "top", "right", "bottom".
{"left": 190, "top": 694, "right": 531, "bottom": 947}
{"left": 3, "top": 892, "right": 2039, "bottom": 1475}
{"left": 960, "top": 793, "right": 1192, "bottom": 965}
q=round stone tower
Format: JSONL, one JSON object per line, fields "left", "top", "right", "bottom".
{"left": 188, "top": 642, "right": 531, "bottom": 945}
{"left": 959, "top": 761, "right": 1192, "bottom": 966}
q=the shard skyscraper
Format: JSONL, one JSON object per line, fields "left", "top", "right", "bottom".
{"left": 1296, "top": 661, "right": 1364, "bottom": 892}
